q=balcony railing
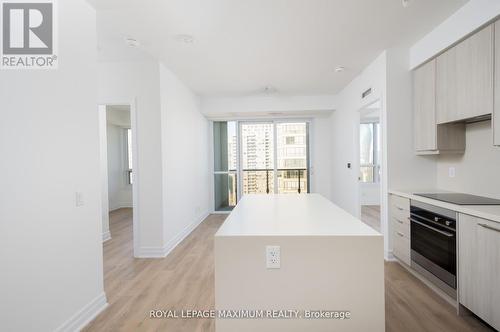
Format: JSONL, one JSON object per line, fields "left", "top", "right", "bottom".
{"left": 242, "top": 168, "right": 308, "bottom": 194}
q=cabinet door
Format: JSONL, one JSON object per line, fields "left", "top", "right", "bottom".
{"left": 414, "top": 59, "right": 437, "bottom": 151}
{"left": 495, "top": 21, "right": 500, "bottom": 146}
{"left": 459, "top": 214, "right": 500, "bottom": 330}
{"left": 436, "top": 44, "right": 458, "bottom": 123}
{"left": 437, "top": 25, "right": 494, "bottom": 124}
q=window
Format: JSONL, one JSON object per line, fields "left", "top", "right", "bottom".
{"left": 126, "top": 128, "right": 133, "bottom": 184}
{"left": 212, "top": 121, "right": 310, "bottom": 211}
{"left": 241, "top": 123, "right": 275, "bottom": 195}
{"left": 359, "top": 122, "right": 380, "bottom": 183}
{"left": 213, "top": 121, "right": 238, "bottom": 211}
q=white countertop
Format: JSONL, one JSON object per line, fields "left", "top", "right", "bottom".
{"left": 389, "top": 189, "right": 500, "bottom": 223}
{"left": 215, "top": 194, "right": 381, "bottom": 237}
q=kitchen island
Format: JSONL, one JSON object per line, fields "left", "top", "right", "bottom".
{"left": 214, "top": 194, "right": 384, "bottom": 332}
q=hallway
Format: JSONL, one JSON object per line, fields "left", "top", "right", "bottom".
{"left": 361, "top": 205, "right": 381, "bottom": 232}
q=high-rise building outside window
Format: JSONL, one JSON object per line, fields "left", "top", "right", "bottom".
{"left": 213, "top": 120, "right": 310, "bottom": 212}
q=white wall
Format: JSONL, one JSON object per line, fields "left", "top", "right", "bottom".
{"left": 98, "top": 61, "right": 165, "bottom": 254}
{"left": 159, "top": 64, "right": 212, "bottom": 252}
{"left": 0, "top": 1, "right": 107, "bottom": 331}
{"left": 106, "top": 124, "right": 132, "bottom": 210}
{"left": 386, "top": 45, "right": 437, "bottom": 192}
{"left": 437, "top": 121, "right": 500, "bottom": 199}
{"left": 331, "top": 52, "right": 387, "bottom": 216}
{"left": 310, "top": 116, "right": 333, "bottom": 200}
{"left": 201, "top": 94, "right": 337, "bottom": 119}
{"left": 410, "top": 0, "right": 500, "bottom": 69}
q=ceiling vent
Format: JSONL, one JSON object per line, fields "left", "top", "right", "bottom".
{"left": 173, "top": 34, "right": 195, "bottom": 43}
{"left": 125, "top": 37, "right": 140, "bottom": 48}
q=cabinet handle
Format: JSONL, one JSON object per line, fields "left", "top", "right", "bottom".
{"left": 396, "top": 206, "right": 404, "bottom": 211}
{"left": 396, "top": 219, "right": 404, "bottom": 224}
{"left": 479, "top": 223, "right": 500, "bottom": 233}
{"left": 397, "top": 232, "right": 404, "bottom": 237}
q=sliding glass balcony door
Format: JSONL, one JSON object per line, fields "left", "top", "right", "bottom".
{"left": 240, "top": 123, "right": 275, "bottom": 194}
{"left": 239, "top": 121, "right": 309, "bottom": 196}
{"left": 276, "top": 122, "right": 308, "bottom": 194}
{"left": 213, "top": 120, "right": 309, "bottom": 212}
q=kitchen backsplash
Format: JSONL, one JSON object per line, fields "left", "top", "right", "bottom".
{"left": 437, "top": 120, "right": 500, "bottom": 199}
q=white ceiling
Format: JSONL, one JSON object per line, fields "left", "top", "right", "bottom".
{"left": 91, "top": 0, "right": 468, "bottom": 97}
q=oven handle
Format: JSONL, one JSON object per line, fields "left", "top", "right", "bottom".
{"left": 410, "top": 218, "right": 455, "bottom": 237}
{"left": 410, "top": 212, "right": 455, "bottom": 231}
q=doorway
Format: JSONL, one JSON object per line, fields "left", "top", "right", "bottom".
{"left": 98, "top": 104, "right": 138, "bottom": 256}
{"left": 358, "top": 100, "right": 382, "bottom": 232}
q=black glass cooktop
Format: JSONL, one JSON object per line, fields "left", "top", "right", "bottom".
{"left": 415, "top": 193, "right": 500, "bottom": 205}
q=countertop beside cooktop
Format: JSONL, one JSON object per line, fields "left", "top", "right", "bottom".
{"left": 389, "top": 189, "right": 500, "bottom": 224}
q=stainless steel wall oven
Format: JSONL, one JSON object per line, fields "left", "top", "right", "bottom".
{"left": 410, "top": 200, "right": 457, "bottom": 298}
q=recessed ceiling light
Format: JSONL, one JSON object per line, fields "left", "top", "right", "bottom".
{"left": 402, "top": 0, "right": 413, "bottom": 8}
{"left": 125, "top": 37, "right": 140, "bottom": 48}
{"left": 263, "top": 86, "right": 277, "bottom": 94}
{"left": 174, "top": 34, "right": 195, "bottom": 43}
{"left": 335, "top": 66, "right": 345, "bottom": 73}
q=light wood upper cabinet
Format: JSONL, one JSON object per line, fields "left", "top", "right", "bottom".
{"left": 459, "top": 214, "right": 500, "bottom": 331}
{"left": 413, "top": 59, "right": 465, "bottom": 154}
{"left": 414, "top": 59, "right": 437, "bottom": 151}
{"left": 436, "top": 25, "right": 494, "bottom": 124}
{"left": 494, "top": 21, "right": 500, "bottom": 146}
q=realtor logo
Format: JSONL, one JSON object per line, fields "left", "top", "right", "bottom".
{"left": 1, "top": 0, "right": 57, "bottom": 69}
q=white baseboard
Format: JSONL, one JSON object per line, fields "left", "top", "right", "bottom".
{"left": 102, "top": 231, "right": 111, "bottom": 242}
{"left": 385, "top": 251, "right": 397, "bottom": 262}
{"left": 162, "top": 210, "right": 210, "bottom": 257}
{"left": 135, "top": 210, "right": 210, "bottom": 258}
{"left": 211, "top": 210, "right": 231, "bottom": 215}
{"left": 109, "top": 204, "right": 133, "bottom": 212}
{"left": 135, "top": 245, "right": 167, "bottom": 258}
{"left": 55, "top": 292, "right": 108, "bottom": 332}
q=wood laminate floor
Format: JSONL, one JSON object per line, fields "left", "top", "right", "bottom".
{"left": 362, "top": 205, "right": 381, "bottom": 232}
{"left": 84, "top": 208, "right": 492, "bottom": 332}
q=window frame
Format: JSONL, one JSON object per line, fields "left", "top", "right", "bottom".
{"left": 125, "top": 128, "right": 133, "bottom": 185}
{"left": 211, "top": 119, "right": 312, "bottom": 212}
{"left": 359, "top": 121, "right": 380, "bottom": 183}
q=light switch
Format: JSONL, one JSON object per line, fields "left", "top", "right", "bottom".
{"left": 448, "top": 167, "right": 456, "bottom": 178}
{"left": 75, "top": 192, "right": 84, "bottom": 207}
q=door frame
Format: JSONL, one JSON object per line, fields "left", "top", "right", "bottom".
{"left": 355, "top": 95, "right": 389, "bottom": 259}
{"left": 98, "top": 99, "right": 140, "bottom": 257}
